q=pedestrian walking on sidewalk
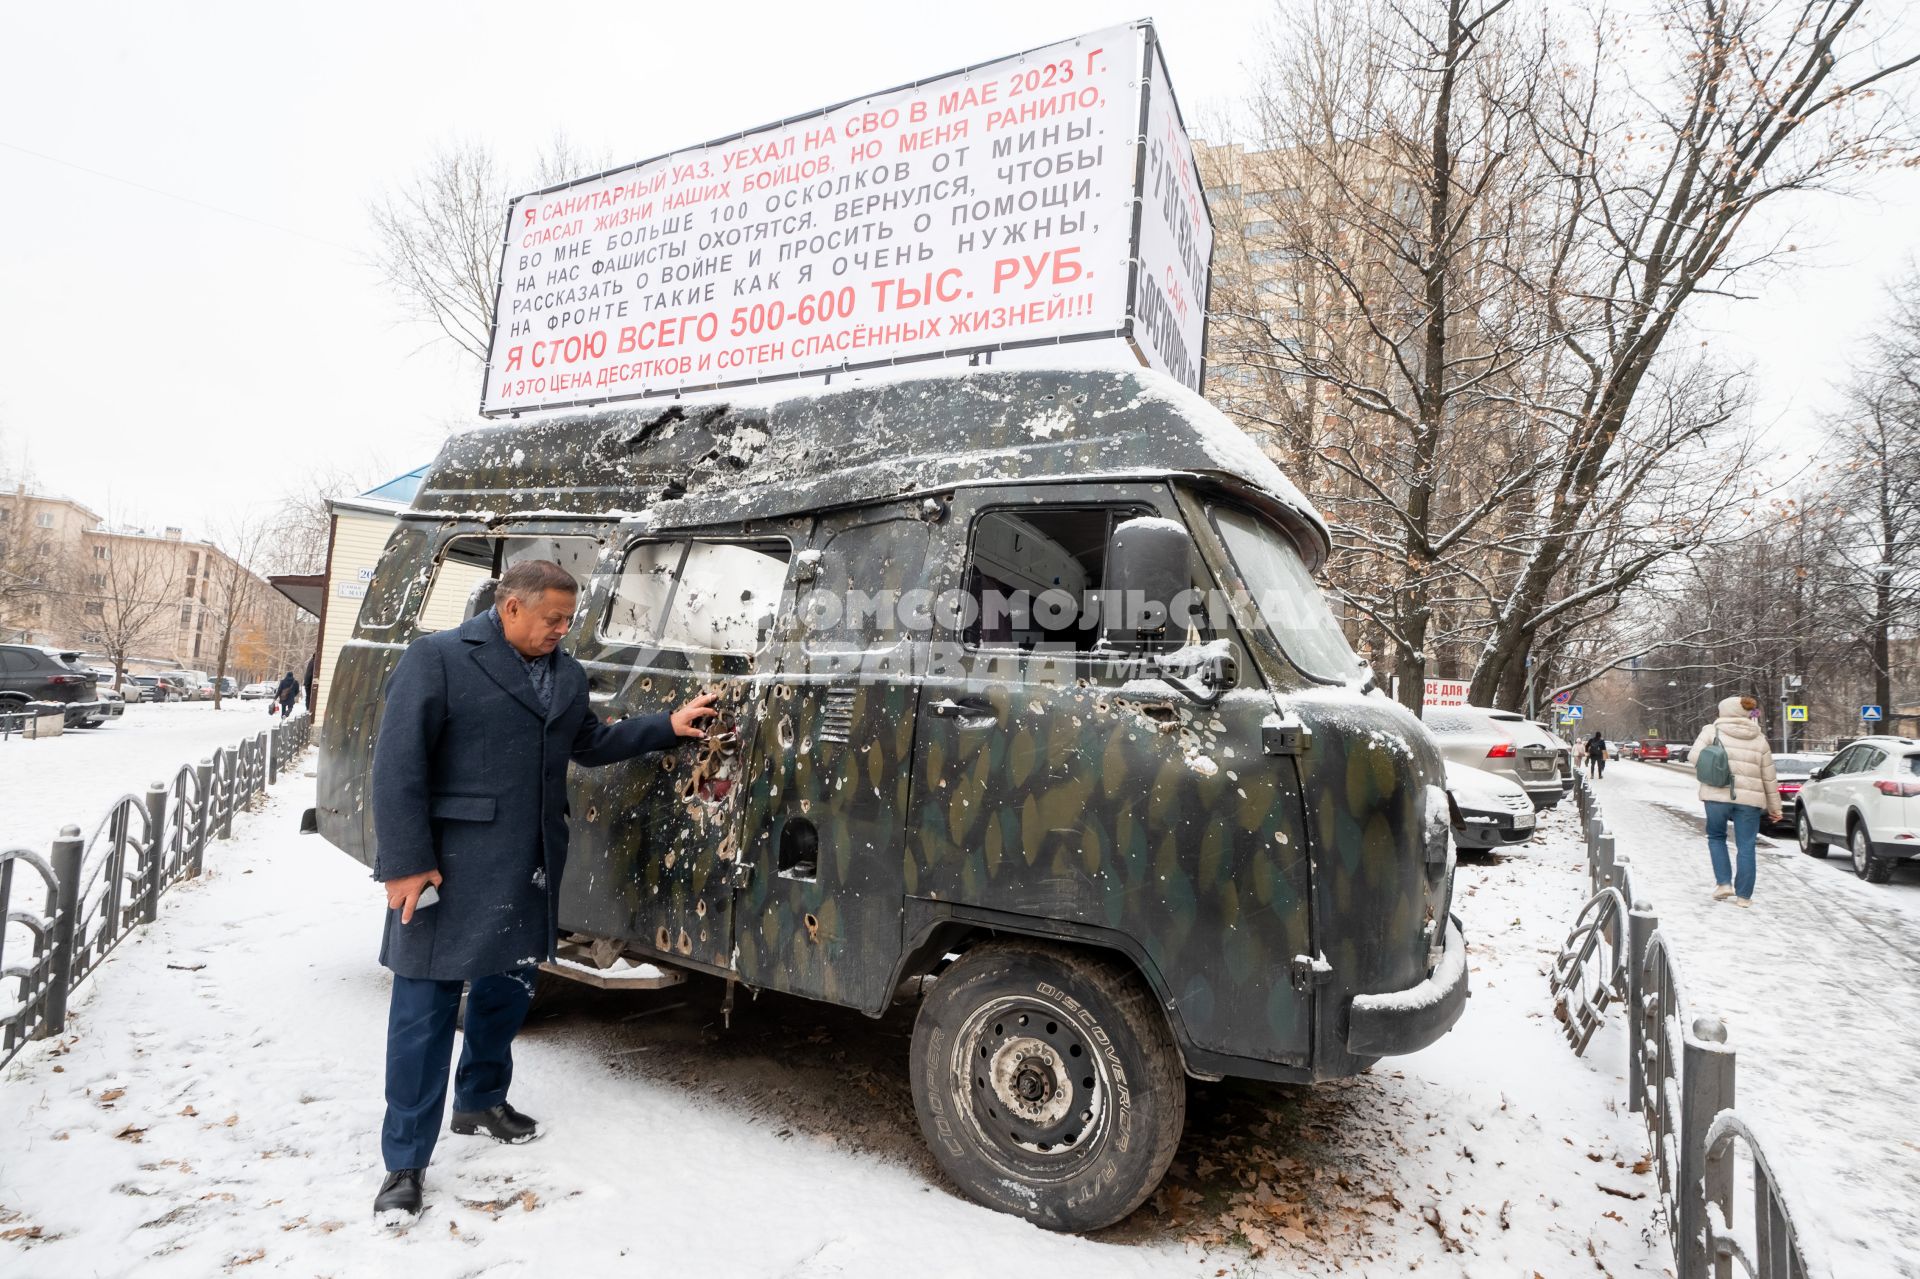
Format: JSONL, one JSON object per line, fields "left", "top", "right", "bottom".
{"left": 367, "top": 560, "right": 717, "bottom": 1226}
{"left": 1585, "top": 730, "right": 1607, "bottom": 779}
{"left": 1687, "top": 695, "right": 1782, "bottom": 908}
{"left": 273, "top": 670, "right": 300, "bottom": 720}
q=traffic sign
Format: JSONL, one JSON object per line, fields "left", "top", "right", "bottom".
{"left": 1564, "top": 705, "right": 1584, "bottom": 720}
{"left": 1552, "top": 691, "right": 1573, "bottom": 706}
{"left": 1862, "top": 705, "right": 1883, "bottom": 722}
{"left": 1786, "top": 705, "right": 1809, "bottom": 722}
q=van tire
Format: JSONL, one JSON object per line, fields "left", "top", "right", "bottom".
{"left": 908, "top": 939, "right": 1184, "bottom": 1232}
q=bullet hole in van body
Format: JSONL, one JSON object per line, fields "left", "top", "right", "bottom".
{"left": 779, "top": 818, "right": 820, "bottom": 880}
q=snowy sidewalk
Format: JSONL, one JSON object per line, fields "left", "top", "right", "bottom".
{"left": 1, "top": 702, "right": 297, "bottom": 854}
{"left": 0, "top": 774, "right": 1668, "bottom": 1277}
{"left": 1592, "top": 761, "right": 1920, "bottom": 1279}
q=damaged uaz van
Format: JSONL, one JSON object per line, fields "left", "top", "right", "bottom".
{"left": 314, "top": 367, "right": 1466, "bottom": 1231}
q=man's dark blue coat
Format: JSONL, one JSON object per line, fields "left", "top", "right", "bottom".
{"left": 371, "top": 611, "right": 679, "bottom": 980}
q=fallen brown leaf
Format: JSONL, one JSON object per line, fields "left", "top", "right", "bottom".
{"left": 179, "top": 1105, "right": 199, "bottom": 1117}
{"left": 99, "top": 1088, "right": 125, "bottom": 1105}
{"left": 113, "top": 1124, "right": 148, "bottom": 1143}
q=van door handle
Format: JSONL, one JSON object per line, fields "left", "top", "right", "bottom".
{"left": 928, "top": 697, "right": 996, "bottom": 724}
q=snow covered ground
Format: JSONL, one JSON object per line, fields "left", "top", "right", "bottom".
{"left": 1589, "top": 760, "right": 1920, "bottom": 1279}
{"left": 1, "top": 702, "right": 298, "bottom": 855}
{"left": 1, "top": 746, "right": 1677, "bottom": 1276}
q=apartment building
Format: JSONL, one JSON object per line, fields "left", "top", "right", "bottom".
{"left": 0, "top": 485, "right": 311, "bottom": 682}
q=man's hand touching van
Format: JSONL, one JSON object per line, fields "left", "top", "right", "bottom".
{"left": 671, "top": 691, "right": 720, "bottom": 739}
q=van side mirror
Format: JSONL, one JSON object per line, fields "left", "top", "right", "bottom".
{"left": 1101, "top": 516, "right": 1235, "bottom": 705}
{"left": 1102, "top": 517, "right": 1193, "bottom": 652}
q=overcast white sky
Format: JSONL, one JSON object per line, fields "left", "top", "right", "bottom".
{"left": 1, "top": 1, "right": 1914, "bottom": 539}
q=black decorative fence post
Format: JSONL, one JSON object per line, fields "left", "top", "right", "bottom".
{"left": 219, "top": 751, "right": 236, "bottom": 840}
{"left": 40, "top": 826, "right": 84, "bottom": 1039}
{"left": 1680, "top": 1016, "right": 1736, "bottom": 1278}
{"left": 140, "top": 782, "right": 167, "bottom": 926}
{"left": 191, "top": 758, "right": 213, "bottom": 876}
{"left": 267, "top": 723, "right": 279, "bottom": 787}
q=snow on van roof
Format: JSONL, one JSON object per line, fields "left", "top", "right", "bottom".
{"left": 415, "top": 367, "right": 1331, "bottom": 566}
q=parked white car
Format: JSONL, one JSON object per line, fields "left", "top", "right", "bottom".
{"left": 1794, "top": 735, "right": 1920, "bottom": 882}
{"left": 1442, "top": 760, "right": 1537, "bottom": 851}
{"left": 240, "top": 682, "right": 276, "bottom": 700}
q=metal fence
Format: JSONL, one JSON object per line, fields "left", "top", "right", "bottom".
{"left": 0, "top": 713, "right": 313, "bottom": 1071}
{"left": 1552, "top": 777, "right": 1824, "bottom": 1279}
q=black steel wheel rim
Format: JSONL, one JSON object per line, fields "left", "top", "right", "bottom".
{"left": 952, "top": 993, "right": 1112, "bottom": 1174}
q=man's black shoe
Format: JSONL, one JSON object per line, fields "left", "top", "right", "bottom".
{"left": 373, "top": 1168, "right": 424, "bottom": 1225}
{"left": 450, "top": 1101, "right": 540, "bottom": 1144}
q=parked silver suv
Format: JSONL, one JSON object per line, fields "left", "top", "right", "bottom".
{"left": 1424, "top": 704, "right": 1566, "bottom": 809}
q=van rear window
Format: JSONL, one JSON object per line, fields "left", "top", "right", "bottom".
{"left": 603, "top": 540, "right": 790, "bottom": 654}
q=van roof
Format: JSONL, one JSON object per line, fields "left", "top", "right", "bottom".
{"left": 409, "top": 368, "right": 1332, "bottom": 568}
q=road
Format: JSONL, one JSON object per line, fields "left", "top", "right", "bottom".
{"left": 1589, "top": 759, "right": 1920, "bottom": 1278}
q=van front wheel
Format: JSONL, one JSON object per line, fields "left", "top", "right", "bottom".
{"left": 909, "top": 940, "right": 1184, "bottom": 1232}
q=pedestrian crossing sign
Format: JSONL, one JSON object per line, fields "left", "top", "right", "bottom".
{"left": 1787, "top": 705, "right": 1809, "bottom": 722}
{"left": 1862, "top": 705, "right": 1883, "bottom": 722}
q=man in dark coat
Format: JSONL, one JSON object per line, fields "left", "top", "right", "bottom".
{"left": 369, "top": 559, "right": 715, "bottom": 1224}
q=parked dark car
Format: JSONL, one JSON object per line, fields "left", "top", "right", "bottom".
{"left": 0, "top": 643, "right": 107, "bottom": 726}
{"left": 1669, "top": 744, "right": 1692, "bottom": 764}
{"left": 1769, "top": 753, "right": 1834, "bottom": 831}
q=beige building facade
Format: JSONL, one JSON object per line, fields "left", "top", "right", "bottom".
{"left": 0, "top": 485, "right": 311, "bottom": 683}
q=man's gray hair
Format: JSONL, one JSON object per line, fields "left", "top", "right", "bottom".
{"left": 497, "top": 560, "right": 578, "bottom": 605}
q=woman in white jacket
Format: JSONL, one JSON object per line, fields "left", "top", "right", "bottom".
{"left": 1687, "top": 695, "right": 1783, "bottom": 906}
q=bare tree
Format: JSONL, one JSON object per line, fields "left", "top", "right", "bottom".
{"left": 1827, "top": 270, "right": 1920, "bottom": 715}
{"left": 1210, "top": 0, "right": 1566, "bottom": 709}
{"left": 370, "top": 135, "right": 611, "bottom": 365}
{"left": 1466, "top": 0, "right": 1920, "bottom": 706}
{"left": 202, "top": 517, "right": 272, "bottom": 710}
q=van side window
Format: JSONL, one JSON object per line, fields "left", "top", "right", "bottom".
{"left": 414, "top": 534, "right": 599, "bottom": 635}
{"left": 603, "top": 540, "right": 791, "bottom": 654}
{"left": 963, "top": 506, "right": 1215, "bottom": 651}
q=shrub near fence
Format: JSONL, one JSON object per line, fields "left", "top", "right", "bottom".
{"left": 0, "top": 713, "right": 313, "bottom": 1071}
{"left": 1550, "top": 776, "right": 1826, "bottom": 1279}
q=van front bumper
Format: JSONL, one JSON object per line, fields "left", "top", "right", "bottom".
{"left": 1345, "top": 916, "right": 1468, "bottom": 1057}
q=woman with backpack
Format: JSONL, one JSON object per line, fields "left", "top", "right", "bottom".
{"left": 1687, "top": 695, "right": 1782, "bottom": 907}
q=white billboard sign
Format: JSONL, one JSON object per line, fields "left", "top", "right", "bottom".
{"left": 480, "top": 22, "right": 1211, "bottom": 416}
{"left": 1423, "top": 678, "right": 1469, "bottom": 708}
{"left": 1128, "top": 35, "right": 1212, "bottom": 390}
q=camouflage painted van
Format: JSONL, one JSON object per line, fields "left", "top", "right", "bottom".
{"left": 315, "top": 367, "right": 1465, "bottom": 1231}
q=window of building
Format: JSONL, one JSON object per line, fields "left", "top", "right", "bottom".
{"left": 187, "top": 552, "right": 199, "bottom": 576}
{"left": 36, "top": 512, "right": 54, "bottom": 528}
{"left": 180, "top": 605, "right": 193, "bottom": 628}
{"left": 84, "top": 600, "right": 104, "bottom": 616}
{"left": 89, "top": 573, "right": 106, "bottom": 590}
{"left": 603, "top": 540, "right": 790, "bottom": 654}
{"left": 1245, "top": 218, "right": 1279, "bottom": 238}
{"left": 0, "top": 506, "right": 11, "bottom": 522}
{"left": 93, "top": 545, "right": 107, "bottom": 560}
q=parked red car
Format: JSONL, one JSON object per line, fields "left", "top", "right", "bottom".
{"left": 1634, "top": 739, "right": 1670, "bottom": 763}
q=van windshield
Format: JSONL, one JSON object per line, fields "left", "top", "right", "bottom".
{"left": 1212, "top": 506, "right": 1362, "bottom": 684}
